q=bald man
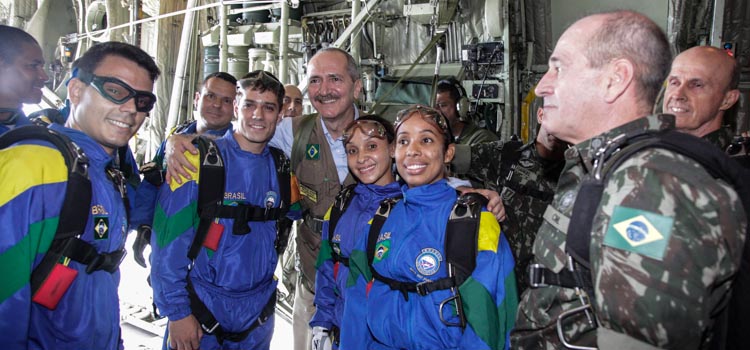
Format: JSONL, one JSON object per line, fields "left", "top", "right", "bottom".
{"left": 282, "top": 84, "right": 304, "bottom": 121}
{"left": 663, "top": 45, "right": 740, "bottom": 149}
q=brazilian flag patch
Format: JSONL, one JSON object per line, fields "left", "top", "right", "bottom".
{"left": 306, "top": 144, "right": 320, "bottom": 160}
{"left": 603, "top": 205, "right": 673, "bottom": 261}
{"left": 374, "top": 241, "right": 390, "bottom": 262}
{"left": 93, "top": 216, "right": 109, "bottom": 240}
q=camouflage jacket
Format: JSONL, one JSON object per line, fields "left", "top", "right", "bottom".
{"left": 455, "top": 139, "right": 564, "bottom": 293}
{"left": 456, "top": 120, "right": 498, "bottom": 145}
{"left": 512, "top": 114, "right": 747, "bottom": 349}
{"left": 702, "top": 126, "right": 734, "bottom": 151}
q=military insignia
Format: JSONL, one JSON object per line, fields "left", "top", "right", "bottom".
{"left": 306, "top": 144, "right": 320, "bottom": 160}
{"left": 93, "top": 216, "right": 109, "bottom": 240}
{"left": 603, "top": 205, "right": 674, "bottom": 261}
{"left": 415, "top": 248, "right": 443, "bottom": 276}
{"left": 332, "top": 241, "right": 341, "bottom": 255}
{"left": 374, "top": 241, "right": 390, "bottom": 262}
{"left": 298, "top": 183, "right": 318, "bottom": 203}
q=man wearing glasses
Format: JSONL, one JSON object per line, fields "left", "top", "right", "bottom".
{"left": 150, "top": 71, "right": 299, "bottom": 350}
{"left": 0, "top": 41, "right": 160, "bottom": 349}
{"left": 131, "top": 72, "right": 238, "bottom": 268}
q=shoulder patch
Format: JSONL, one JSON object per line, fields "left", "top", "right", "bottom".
{"left": 478, "top": 211, "right": 501, "bottom": 253}
{"left": 603, "top": 205, "right": 673, "bottom": 261}
{"left": 168, "top": 150, "right": 201, "bottom": 192}
{"left": 306, "top": 144, "right": 320, "bottom": 160}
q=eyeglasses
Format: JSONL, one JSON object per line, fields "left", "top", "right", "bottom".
{"left": 78, "top": 70, "right": 156, "bottom": 113}
{"left": 394, "top": 105, "right": 451, "bottom": 138}
{"left": 343, "top": 119, "right": 388, "bottom": 143}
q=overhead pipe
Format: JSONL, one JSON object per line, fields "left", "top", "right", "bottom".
{"left": 709, "top": 0, "right": 726, "bottom": 47}
{"left": 219, "top": 1, "right": 228, "bottom": 72}
{"left": 279, "top": 0, "right": 290, "bottom": 83}
{"left": 351, "top": 0, "right": 362, "bottom": 63}
{"left": 165, "top": 0, "right": 198, "bottom": 134}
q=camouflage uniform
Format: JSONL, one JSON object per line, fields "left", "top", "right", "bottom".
{"left": 453, "top": 140, "right": 564, "bottom": 293}
{"left": 702, "top": 126, "right": 734, "bottom": 151}
{"left": 456, "top": 120, "right": 498, "bottom": 145}
{"left": 512, "top": 114, "right": 747, "bottom": 349}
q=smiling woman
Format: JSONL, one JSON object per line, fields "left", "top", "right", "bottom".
{"left": 393, "top": 105, "right": 454, "bottom": 188}
{"left": 341, "top": 105, "right": 517, "bottom": 350}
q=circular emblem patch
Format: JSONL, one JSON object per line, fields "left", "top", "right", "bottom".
{"left": 626, "top": 220, "right": 648, "bottom": 242}
{"left": 415, "top": 248, "right": 443, "bottom": 276}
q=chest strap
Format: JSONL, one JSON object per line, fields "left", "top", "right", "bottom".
{"left": 186, "top": 278, "right": 276, "bottom": 345}
{"left": 366, "top": 196, "right": 459, "bottom": 301}
{"left": 199, "top": 203, "right": 287, "bottom": 235}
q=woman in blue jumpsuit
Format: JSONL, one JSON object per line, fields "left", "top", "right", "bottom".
{"left": 350, "top": 105, "right": 517, "bottom": 350}
{"left": 310, "top": 114, "right": 401, "bottom": 350}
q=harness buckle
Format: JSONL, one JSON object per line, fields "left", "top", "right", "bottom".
{"left": 415, "top": 281, "right": 430, "bottom": 296}
{"left": 85, "top": 249, "right": 127, "bottom": 274}
{"left": 556, "top": 304, "right": 598, "bottom": 350}
{"left": 528, "top": 263, "right": 549, "bottom": 288}
{"left": 201, "top": 320, "right": 220, "bottom": 334}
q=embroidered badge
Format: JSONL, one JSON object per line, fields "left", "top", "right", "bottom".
{"left": 298, "top": 183, "right": 318, "bottom": 203}
{"left": 93, "top": 216, "right": 109, "bottom": 240}
{"left": 306, "top": 144, "right": 320, "bottom": 160}
{"left": 374, "top": 241, "right": 390, "bottom": 262}
{"left": 603, "top": 205, "right": 674, "bottom": 261}
{"left": 415, "top": 248, "right": 443, "bottom": 276}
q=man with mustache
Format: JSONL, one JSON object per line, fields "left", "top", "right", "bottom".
{"left": 270, "top": 47, "right": 361, "bottom": 350}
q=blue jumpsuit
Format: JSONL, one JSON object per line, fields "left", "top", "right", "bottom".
{"left": 133, "top": 121, "right": 231, "bottom": 230}
{"left": 0, "top": 124, "right": 129, "bottom": 349}
{"left": 310, "top": 181, "right": 402, "bottom": 349}
{"left": 349, "top": 179, "right": 518, "bottom": 350}
{"left": 151, "top": 130, "right": 296, "bottom": 350}
{"left": 0, "top": 113, "right": 31, "bottom": 135}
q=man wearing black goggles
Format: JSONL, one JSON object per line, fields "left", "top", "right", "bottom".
{"left": 77, "top": 69, "right": 157, "bottom": 113}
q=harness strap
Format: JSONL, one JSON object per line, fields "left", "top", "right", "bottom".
{"left": 186, "top": 278, "right": 277, "bottom": 345}
{"left": 188, "top": 137, "right": 225, "bottom": 261}
{"left": 527, "top": 263, "right": 593, "bottom": 289}
{"left": 328, "top": 184, "right": 357, "bottom": 264}
{"left": 0, "top": 126, "right": 98, "bottom": 294}
{"left": 366, "top": 196, "right": 463, "bottom": 301}
{"left": 303, "top": 213, "right": 325, "bottom": 233}
{"left": 198, "top": 203, "right": 288, "bottom": 235}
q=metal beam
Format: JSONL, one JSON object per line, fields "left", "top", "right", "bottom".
{"left": 709, "top": 0, "right": 726, "bottom": 47}
{"left": 279, "top": 0, "right": 290, "bottom": 83}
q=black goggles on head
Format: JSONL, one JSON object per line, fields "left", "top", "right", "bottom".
{"left": 394, "top": 104, "right": 452, "bottom": 141}
{"left": 343, "top": 119, "right": 388, "bottom": 143}
{"left": 78, "top": 70, "right": 157, "bottom": 113}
